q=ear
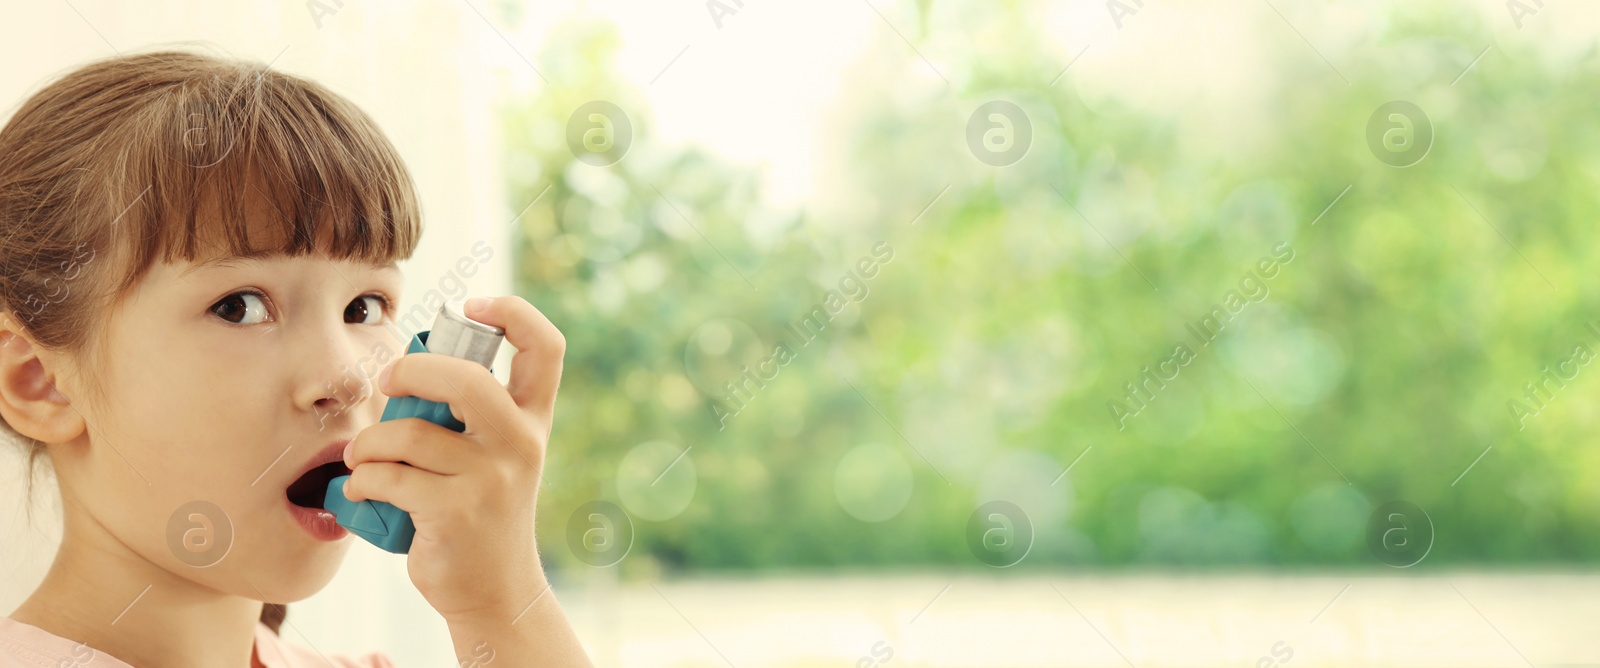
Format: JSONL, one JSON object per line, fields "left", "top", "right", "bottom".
{"left": 0, "top": 311, "right": 85, "bottom": 445}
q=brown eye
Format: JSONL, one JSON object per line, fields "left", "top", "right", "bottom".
{"left": 212, "top": 291, "right": 269, "bottom": 325}
{"left": 346, "top": 295, "right": 387, "bottom": 325}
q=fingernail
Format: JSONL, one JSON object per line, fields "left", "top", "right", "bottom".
{"left": 378, "top": 364, "right": 392, "bottom": 391}
{"left": 465, "top": 297, "right": 490, "bottom": 314}
{"left": 342, "top": 439, "right": 354, "bottom": 465}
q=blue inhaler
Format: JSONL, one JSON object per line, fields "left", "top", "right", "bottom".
{"left": 323, "top": 302, "right": 504, "bottom": 553}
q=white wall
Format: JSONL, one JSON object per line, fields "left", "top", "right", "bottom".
{"left": 0, "top": 2, "right": 510, "bottom": 665}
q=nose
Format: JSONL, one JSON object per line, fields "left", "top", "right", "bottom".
{"left": 294, "top": 315, "right": 385, "bottom": 429}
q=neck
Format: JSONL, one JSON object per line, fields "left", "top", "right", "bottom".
{"left": 10, "top": 491, "right": 262, "bottom": 668}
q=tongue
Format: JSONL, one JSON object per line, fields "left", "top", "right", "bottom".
{"left": 287, "top": 461, "right": 350, "bottom": 509}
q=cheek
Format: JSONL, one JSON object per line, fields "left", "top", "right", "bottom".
{"left": 62, "top": 410, "right": 258, "bottom": 591}
{"left": 84, "top": 338, "right": 281, "bottom": 511}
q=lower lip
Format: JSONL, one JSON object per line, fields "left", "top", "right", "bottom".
{"left": 286, "top": 496, "right": 348, "bottom": 541}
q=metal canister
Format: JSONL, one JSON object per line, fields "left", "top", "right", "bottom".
{"left": 424, "top": 302, "right": 504, "bottom": 370}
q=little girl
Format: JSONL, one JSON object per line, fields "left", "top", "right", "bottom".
{"left": 0, "top": 50, "right": 590, "bottom": 666}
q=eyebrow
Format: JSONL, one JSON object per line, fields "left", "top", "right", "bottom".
{"left": 178, "top": 255, "right": 399, "bottom": 279}
{"left": 178, "top": 256, "right": 254, "bottom": 279}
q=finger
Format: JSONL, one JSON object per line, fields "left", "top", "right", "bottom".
{"left": 379, "top": 352, "right": 523, "bottom": 439}
{"left": 461, "top": 296, "right": 565, "bottom": 423}
{"left": 348, "top": 417, "right": 476, "bottom": 476}
{"left": 339, "top": 461, "right": 449, "bottom": 513}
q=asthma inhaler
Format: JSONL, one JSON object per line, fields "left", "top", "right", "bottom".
{"left": 323, "top": 302, "right": 505, "bottom": 553}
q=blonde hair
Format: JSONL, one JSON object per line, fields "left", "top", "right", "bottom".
{"left": 0, "top": 48, "right": 424, "bottom": 632}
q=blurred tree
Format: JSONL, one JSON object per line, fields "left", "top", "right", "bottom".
{"left": 510, "top": 4, "right": 1600, "bottom": 573}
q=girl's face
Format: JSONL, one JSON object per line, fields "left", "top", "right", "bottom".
{"left": 56, "top": 216, "right": 406, "bottom": 603}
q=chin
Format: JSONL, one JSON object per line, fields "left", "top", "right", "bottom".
{"left": 242, "top": 537, "right": 355, "bottom": 603}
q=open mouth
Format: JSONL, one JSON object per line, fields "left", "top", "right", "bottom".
{"left": 286, "top": 461, "right": 352, "bottom": 510}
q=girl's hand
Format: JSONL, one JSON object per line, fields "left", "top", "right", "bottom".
{"left": 340, "top": 295, "right": 563, "bottom": 623}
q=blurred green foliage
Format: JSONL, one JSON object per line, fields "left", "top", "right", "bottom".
{"left": 509, "top": 4, "right": 1600, "bottom": 573}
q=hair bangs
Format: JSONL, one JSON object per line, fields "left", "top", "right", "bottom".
{"left": 109, "top": 52, "right": 421, "bottom": 298}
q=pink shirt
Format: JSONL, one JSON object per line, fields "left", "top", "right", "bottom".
{"left": 0, "top": 616, "right": 395, "bottom": 667}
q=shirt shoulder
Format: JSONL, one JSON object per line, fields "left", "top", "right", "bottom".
{"left": 252, "top": 623, "right": 396, "bottom": 668}
{"left": 0, "top": 616, "right": 133, "bottom": 667}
